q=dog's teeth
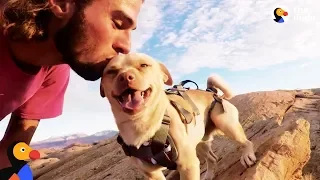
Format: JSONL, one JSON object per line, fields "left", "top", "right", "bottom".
{"left": 141, "top": 91, "right": 145, "bottom": 96}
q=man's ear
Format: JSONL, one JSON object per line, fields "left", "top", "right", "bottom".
{"left": 158, "top": 63, "right": 173, "bottom": 86}
{"left": 100, "top": 84, "right": 105, "bottom": 98}
{"left": 49, "top": 0, "right": 76, "bottom": 19}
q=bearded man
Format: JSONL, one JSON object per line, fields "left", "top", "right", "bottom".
{"left": 0, "top": 0, "right": 144, "bottom": 169}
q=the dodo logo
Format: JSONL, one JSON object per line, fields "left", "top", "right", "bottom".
{"left": 273, "top": 7, "right": 288, "bottom": 23}
{"left": 0, "top": 141, "right": 40, "bottom": 180}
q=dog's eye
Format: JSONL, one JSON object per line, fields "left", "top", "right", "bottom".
{"left": 106, "top": 69, "right": 118, "bottom": 75}
{"left": 140, "top": 64, "right": 149, "bottom": 68}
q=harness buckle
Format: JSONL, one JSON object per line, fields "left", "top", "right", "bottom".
{"left": 193, "top": 111, "right": 200, "bottom": 116}
{"left": 179, "top": 80, "right": 199, "bottom": 89}
{"left": 173, "top": 85, "right": 187, "bottom": 91}
{"left": 206, "top": 87, "right": 218, "bottom": 94}
{"left": 150, "top": 158, "right": 157, "bottom": 165}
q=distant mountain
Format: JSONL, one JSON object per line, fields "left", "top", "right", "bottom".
{"left": 31, "top": 130, "right": 118, "bottom": 149}
{"left": 38, "top": 133, "right": 88, "bottom": 143}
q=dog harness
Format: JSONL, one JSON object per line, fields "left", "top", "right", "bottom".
{"left": 116, "top": 80, "right": 223, "bottom": 170}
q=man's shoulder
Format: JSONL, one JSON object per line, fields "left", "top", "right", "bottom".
{"left": 46, "top": 64, "right": 71, "bottom": 76}
{"left": 43, "top": 64, "right": 71, "bottom": 85}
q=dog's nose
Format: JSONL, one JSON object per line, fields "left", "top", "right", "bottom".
{"left": 119, "top": 72, "right": 135, "bottom": 82}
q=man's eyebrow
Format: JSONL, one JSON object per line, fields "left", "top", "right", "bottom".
{"left": 113, "top": 10, "right": 137, "bottom": 30}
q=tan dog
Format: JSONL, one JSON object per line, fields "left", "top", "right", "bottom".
{"left": 100, "top": 53, "right": 256, "bottom": 180}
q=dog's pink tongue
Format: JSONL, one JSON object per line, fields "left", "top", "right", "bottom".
{"left": 122, "top": 91, "right": 144, "bottom": 110}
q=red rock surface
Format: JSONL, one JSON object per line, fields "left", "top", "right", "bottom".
{"left": 32, "top": 89, "right": 320, "bottom": 180}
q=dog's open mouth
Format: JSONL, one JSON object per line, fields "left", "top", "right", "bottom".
{"left": 115, "top": 88, "right": 152, "bottom": 112}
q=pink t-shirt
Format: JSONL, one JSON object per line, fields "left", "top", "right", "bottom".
{"left": 0, "top": 35, "right": 70, "bottom": 120}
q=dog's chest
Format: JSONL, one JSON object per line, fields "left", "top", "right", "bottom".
{"left": 116, "top": 88, "right": 210, "bottom": 169}
{"left": 117, "top": 114, "right": 179, "bottom": 170}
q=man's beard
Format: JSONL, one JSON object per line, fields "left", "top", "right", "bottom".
{"left": 53, "top": 8, "right": 102, "bottom": 81}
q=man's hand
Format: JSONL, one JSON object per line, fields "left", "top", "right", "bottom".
{"left": 0, "top": 114, "right": 39, "bottom": 170}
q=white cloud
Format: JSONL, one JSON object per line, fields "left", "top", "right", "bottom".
{"left": 300, "top": 62, "right": 312, "bottom": 68}
{"left": 161, "top": 32, "right": 177, "bottom": 46}
{"left": 159, "top": 0, "right": 320, "bottom": 77}
{"left": 130, "top": 0, "right": 164, "bottom": 52}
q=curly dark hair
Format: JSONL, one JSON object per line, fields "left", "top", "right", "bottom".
{"left": 0, "top": 0, "right": 54, "bottom": 41}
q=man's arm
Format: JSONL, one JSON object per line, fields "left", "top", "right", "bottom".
{"left": 0, "top": 64, "right": 69, "bottom": 170}
{"left": 0, "top": 115, "right": 39, "bottom": 169}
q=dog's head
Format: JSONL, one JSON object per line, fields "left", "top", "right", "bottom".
{"left": 100, "top": 53, "right": 173, "bottom": 115}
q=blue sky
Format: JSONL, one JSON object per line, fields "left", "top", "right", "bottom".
{"left": 1, "top": 0, "right": 319, "bottom": 142}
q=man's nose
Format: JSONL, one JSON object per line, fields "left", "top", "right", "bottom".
{"left": 113, "top": 32, "right": 131, "bottom": 54}
{"left": 118, "top": 71, "right": 135, "bottom": 82}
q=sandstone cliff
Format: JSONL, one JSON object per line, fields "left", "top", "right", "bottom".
{"left": 31, "top": 89, "right": 320, "bottom": 180}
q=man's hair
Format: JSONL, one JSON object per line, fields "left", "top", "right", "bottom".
{"left": 0, "top": 0, "right": 144, "bottom": 41}
{"left": 0, "top": 0, "right": 53, "bottom": 41}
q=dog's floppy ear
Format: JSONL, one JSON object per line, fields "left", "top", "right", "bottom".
{"left": 100, "top": 84, "right": 105, "bottom": 98}
{"left": 158, "top": 63, "right": 173, "bottom": 86}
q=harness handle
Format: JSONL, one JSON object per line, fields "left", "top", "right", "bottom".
{"left": 174, "top": 80, "right": 199, "bottom": 90}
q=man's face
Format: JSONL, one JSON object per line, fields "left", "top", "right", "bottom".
{"left": 54, "top": 0, "right": 143, "bottom": 81}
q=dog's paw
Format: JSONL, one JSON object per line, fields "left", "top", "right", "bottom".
{"left": 240, "top": 141, "right": 257, "bottom": 168}
{"left": 203, "top": 175, "right": 215, "bottom": 180}
{"left": 201, "top": 175, "right": 214, "bottom": 180}
{"left": 240, "top": 151, "right": 256, "bottom": 168}
{"left": 201, "top": 172, "right": 215, "bottom": 180}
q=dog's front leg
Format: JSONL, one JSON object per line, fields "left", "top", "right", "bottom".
{"left": 197, "top": 141, "right": 218, "bottom": 180}
{"left": 177, "top": 147, "right": 201, "bottom": 180}
{"left": 130, "top": 157, "right": 166, "bottom": 180}
{"left": 142, "top": 171, "right": 166, "bottom": 180}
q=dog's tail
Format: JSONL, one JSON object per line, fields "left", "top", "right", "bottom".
{"left": 206, "top": 74, "right": 234, "bottom": 100}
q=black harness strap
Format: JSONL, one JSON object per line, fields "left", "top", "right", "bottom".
{"left": 117, "top": 136, "right": 153, "bottom": 158}
{"left": 116, "top": 112, "right": 178, "bottom": 170}
{"left": 206, "top": 88, "right": 225, "bottom": 123}
{"left": 153, "top": 115, "right": 170, "bottom": 144}
{"left": 150, "top": 114, "right": 177, "bottom": 169}
{"left": 177, "top": 80, "right": 199, "bottom": 89}
{"left": 206, "top": 87, "right": 218, "bottom": 94}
